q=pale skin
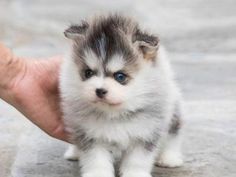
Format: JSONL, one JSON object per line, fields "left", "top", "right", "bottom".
{"left": 0, "top": 43, "right": 69, "bottom": 142}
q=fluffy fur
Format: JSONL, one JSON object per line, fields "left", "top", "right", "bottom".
{"left": 60, "top": 14, "right": 183, "bottom": 177}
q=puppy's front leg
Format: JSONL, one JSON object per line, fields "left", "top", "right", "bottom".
{"left": 79, "top": 145, "right": 114, "bottom": 177}
{"left": 120, "top": 145, "right": 157, "bottom": 177}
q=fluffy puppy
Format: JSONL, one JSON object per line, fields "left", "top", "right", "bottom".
{"left": 60, "top": 14, "right": 183, "bottom": 177}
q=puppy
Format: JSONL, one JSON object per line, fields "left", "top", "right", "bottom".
{"left": 60, "top": 14, "right": 183, "bottom": 177}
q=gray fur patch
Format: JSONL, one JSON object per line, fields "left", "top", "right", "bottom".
{"left": 144, "top": 141, "right": 157, "bottom": 152}
{"left": 168, "top": 103, "right": 182, "bottom": 135}
{"left": 143, "top": 127, "right": 162, "bottom": 152}
{"left": 73, "top": 127, "right": 94, "bottom": 151}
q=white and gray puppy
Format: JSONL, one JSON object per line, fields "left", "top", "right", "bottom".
{"left": 60, "top": 15, "right": 183, "bottom": 177}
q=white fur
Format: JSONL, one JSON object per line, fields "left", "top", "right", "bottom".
{"left": 79, "top": 145, "right": 114, "bottom": 177}
{"left": 84, "top": 50, "right": 103, "bottom": 70}
{"left": 106, "top": 54, "right": 125, "bottom": 72}
{"left": 98, "top": 33, "right": 107, "bottom": 60}
{"left": 120, "top": 145, "right": 157, "bottom": 177}
{"left": 64, "top": 144, "right": 80, "bottom": 161}
{"left": 156, "top": 136, "right": 183, "bottom": 168}
{"left": 60, "top": 46, "right": 183, "bottom": 177}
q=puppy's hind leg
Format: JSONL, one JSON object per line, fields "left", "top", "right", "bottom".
{"left": 64, "top": 144, "right": 80, "bottom": 161}
{"left": 156, "top": 103, "right": 183, "bottom": 168}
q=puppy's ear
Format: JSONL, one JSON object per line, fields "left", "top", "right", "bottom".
{"left": 133, "top": 31, "right": 159, "bottom": 60}
{"left": 64, "top": 21, "right": 89, "bottom": 40}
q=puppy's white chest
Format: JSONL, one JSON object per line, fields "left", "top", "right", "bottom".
{"left": 80, "top": 117, "right": 159, "bottom": 148}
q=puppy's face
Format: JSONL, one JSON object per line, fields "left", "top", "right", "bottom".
{"left": 64, "top": 16, "right": 159, "bottom": 112}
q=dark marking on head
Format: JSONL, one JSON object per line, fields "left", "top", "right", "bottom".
{"left": 65, "top": 14, "right": 160, "bottom": 82}
{"left": 80, "top": 67, "right": 99, "bottom": 81}
{"left": 85, "top": 15, "right": 135, "bottom": 63}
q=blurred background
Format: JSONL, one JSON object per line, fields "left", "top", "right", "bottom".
{"left": 0, "top": 0, "right": 236, "bottom": 177}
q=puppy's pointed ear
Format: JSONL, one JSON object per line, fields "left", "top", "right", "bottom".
{"left": 133, "top": 31, "right": 159, "bottom": 60}
{"left": 64, "top": 21, "right": 89, "bottom": 40}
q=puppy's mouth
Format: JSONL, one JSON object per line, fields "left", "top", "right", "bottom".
{"left": 92, "top": 99, "right": 122, "bottom": 106}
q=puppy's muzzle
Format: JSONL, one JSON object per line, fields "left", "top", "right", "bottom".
{"left": 96, "top": 88, "right": 108, "bottom": 98}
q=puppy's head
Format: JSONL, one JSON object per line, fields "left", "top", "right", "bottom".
{"left": 64, "top": 15, "right": 159, "bottom": 112}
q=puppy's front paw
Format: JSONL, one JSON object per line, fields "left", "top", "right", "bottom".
{"left": 64, "top": 145, "right": 79, "bottom": 161}
{"left": 156, "top": 151, "right": 183, "bottom": 168}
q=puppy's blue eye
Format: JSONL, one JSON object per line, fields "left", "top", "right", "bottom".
{"left": 84, "top": 69, "right": 94, "bottom": 79}
{"left": 114, "top": 72, "right": 127, "bottom": 84}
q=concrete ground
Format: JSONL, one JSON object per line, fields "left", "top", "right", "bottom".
{"left": 0, "top": 0, "right": 236, "bottom": 177}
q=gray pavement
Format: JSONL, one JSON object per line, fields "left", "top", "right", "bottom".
{"left": 0, "top": 0, "right": 236, "bottom": 177}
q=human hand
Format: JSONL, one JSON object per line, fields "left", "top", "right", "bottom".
{"left": 0, "top": 43, "right": 70, "bottom": 142}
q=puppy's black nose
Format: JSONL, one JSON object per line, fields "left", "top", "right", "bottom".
{"left": 96, "top": 88, "right": 107, "bottom": 98}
